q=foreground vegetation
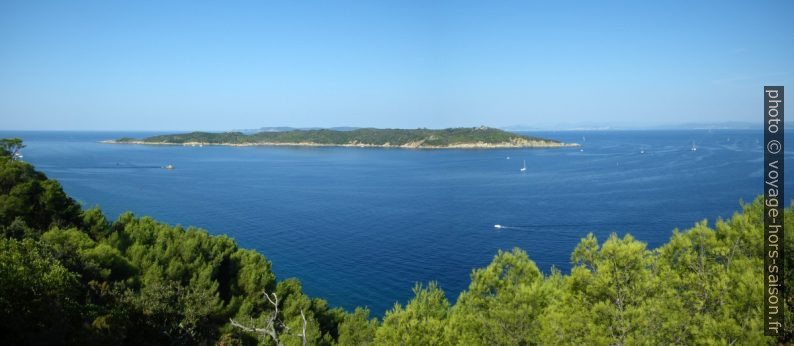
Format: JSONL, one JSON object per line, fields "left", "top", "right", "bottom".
{"left": 112, "top": 127, "right": 568, "bottom": 148}
{"left": 0, "top": 138, "right": 791, "bottom": 345}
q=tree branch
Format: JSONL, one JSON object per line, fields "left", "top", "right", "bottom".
{"left": 228, "top": 290, "right": 309, "bottom": 346}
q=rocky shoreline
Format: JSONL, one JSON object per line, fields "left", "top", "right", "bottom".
{"left": 101, "top": 139, "right": 579, "bottom": 149}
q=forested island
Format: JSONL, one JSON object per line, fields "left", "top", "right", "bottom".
{"left": 0, "top": 138, "right": 792, "bottom": 345}
{"left": 106, "top": 127, "right": 575, "bottom": 149}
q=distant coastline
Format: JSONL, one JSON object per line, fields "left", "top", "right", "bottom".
{"left": 104, "top": 127, "right": 579, "bottom": 149}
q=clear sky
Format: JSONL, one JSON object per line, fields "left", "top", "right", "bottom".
{"left": 1, "top": 1, "right": 792, "bottom": 131}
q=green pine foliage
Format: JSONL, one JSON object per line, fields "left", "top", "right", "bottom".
{"left": 337, "top": 308, "right": 378, "bottom": 346}
{"left": 0, "top": 138, "right": 790, "bottom": 345}
{"left": 376, "top": 282, "right": 450, "bottom": 345}
{"left": 0, "top": 237, "right": 82, "bottom": 344}
{"left": 446, "top": 249, "right": 554, "bottom": 345}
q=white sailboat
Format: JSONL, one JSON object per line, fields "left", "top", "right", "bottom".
{"left": 520, "top": 160, "right": 527, "bottom": 172}
{"left": 691, "top": 142, "right": 697, "bottom": 151}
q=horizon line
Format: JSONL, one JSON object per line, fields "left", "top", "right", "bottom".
{"left": 0, "top": 127, "right": 764, "bottom": 133}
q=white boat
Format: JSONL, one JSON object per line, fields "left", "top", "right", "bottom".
{"left": 691, "top": 142, "right": 697, "bottom": 151}
{"left": 520, "top": 160, "right": 527, "bottom": 172}
{"left": 640, "top": 149, "right": 645, "bottom": 154}
{"left": 13, "top": 152, "right": 23, "bottom": 159}
{"left": 164, "top": 164, "right": 175, "bottom": 170}
{"left": 494, "top": 224, "right": 502, "bottom": 229}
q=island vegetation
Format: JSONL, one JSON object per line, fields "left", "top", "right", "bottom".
{"left": 108, "top": 127, "right": 574, "bottom": 149}
{"left": 0, "top": 138, "right": 791, "bottom": 345}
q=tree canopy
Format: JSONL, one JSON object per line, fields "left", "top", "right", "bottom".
{"left": 0, "top": 138, "right": 24, "bottom": 157}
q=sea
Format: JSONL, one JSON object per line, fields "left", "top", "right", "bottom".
{"left": 1, "top": 129, "right": 788, "bottom": 316}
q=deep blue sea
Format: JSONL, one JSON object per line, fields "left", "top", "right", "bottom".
{"left": 2, "top": 130, "right": 789, "bottom": 316}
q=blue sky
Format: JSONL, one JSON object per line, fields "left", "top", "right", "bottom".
{"left": 1, "top": 1, "right": 792, "bottom": 130}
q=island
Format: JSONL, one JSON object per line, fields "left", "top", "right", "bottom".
{"left": 105, "top": 126, "right": 578, "bottom": 149}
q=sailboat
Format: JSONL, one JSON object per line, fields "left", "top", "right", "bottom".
{"left": 691, "top": 142, "right": 697, "bottom": 151}
{"left": 520, "top": 160, "right": 527, "bottom": 172}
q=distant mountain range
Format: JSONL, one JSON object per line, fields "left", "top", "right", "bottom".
{"left": 501, "top": 121, "right": 759, "bottom": 131}
{"left": 650, "top": 122, "right": 760, "bottom": 130}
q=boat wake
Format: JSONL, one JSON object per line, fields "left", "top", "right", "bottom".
{"left": 493, "top": 221, "right": 663, "bottom": 231}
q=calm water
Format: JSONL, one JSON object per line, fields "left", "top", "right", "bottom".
{"left": 2, "top": 130, "right": 788, "bottom": 316}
